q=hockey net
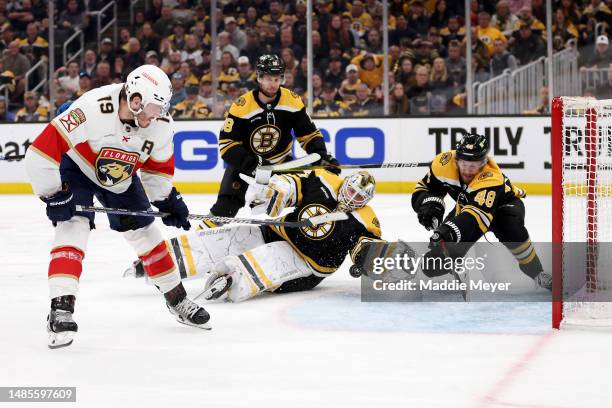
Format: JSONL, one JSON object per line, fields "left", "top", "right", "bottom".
{"left": 552, "top": 96, "right": 612, "bottom": 329}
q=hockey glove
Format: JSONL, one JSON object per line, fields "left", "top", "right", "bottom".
{"left": 429, "top": 223, "right": 458, "bottom": 247}
{"left": 422, "top": 224, "right": 459, "bottom": 278}
{"left": 240, "top": 154, "right": 261, "bottom": 176}
{"left": 315, "top": 153, "right": 341, "bottom": 175}
{"left": 152, "top": 187, "right": 191, "bottom": 230}
{"left": 41, "top": 183, "right": 76, "bottom": 223}
{"left": 417, "top": 196, "right": 445, "bottom": 231}
{"left": 246, "top": 175, "right": 294, "bottom": 217}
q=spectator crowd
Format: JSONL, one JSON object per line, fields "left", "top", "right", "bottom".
{"left": 0, "top": 0, "right": 611, "bottom": 121}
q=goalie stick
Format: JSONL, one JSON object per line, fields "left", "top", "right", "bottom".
{"left": 0, "top": 154, "right": 25, "bottom": 161}
{"left": 255, "top": 153, "right": 320, "bottom": 183}
{"left": 75, "top": 205, "right": 348, "bottom": 228}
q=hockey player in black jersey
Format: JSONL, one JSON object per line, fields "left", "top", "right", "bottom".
{"left": 412, "top": 133, "right": 551, "bottom": 289}
{"left": 126, "top": 170, "right": 400, "bottom": 302}
{"left": 211, "top": 54, "right": 340, "bottom": 219}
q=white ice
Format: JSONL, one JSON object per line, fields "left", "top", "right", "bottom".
{"left": 1, "top": 194, "right": 611, "bottom": 408}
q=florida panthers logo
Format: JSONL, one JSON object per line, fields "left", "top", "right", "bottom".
{"left": 250, "top": 124, "right": 280, "bottom": 154}
{"left": 298, "top": 204, "right": 335, "bottom": 240}
{"left": 95, "top": 148, "right": 139, "bottom": 186}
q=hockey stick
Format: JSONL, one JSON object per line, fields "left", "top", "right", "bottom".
{"left": 0, "top": 154, "right": 25, "bottom": 161}
{"left": 268, "top": 162, "right": 430, "bottom": 173}
{"left": 255, "top": 153, "right": 321, "bottom": 184}
{"left": 75, "top": 205, "right": 348, "bottom": 228}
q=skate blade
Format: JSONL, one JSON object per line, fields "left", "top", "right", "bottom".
{"left": 48, "top": 331, "right": 75, "bottom": 349}
{"left": 175, "top": 316, "right": 212, "bottom": 330}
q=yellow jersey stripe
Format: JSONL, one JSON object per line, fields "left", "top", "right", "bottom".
{"left": 462, "top": 208, "right": 489, "bottom": 233}
{"left": 220, "top": 141, "right": 242, "bottom": 156}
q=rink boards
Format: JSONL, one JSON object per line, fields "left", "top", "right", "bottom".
{"left": 0, "top": 115, "right": 552, "bottom": 194}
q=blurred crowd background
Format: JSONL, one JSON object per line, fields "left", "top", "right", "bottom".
{"left": 0, "top": 0, "right": 610, "bottom": 122}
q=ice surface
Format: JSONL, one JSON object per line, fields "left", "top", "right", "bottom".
{"left": 1, "top": 194, "right": 610, "bottom": 408}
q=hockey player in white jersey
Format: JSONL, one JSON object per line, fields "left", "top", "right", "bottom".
{"left": 25, "top": 65, "right": 211, "bottom": 348}
{"left": 126, "top": 170, "right": 409, "bottom": 302}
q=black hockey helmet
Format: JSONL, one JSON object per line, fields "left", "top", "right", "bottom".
{"left": 456, "top": 133, "right": 489, "bottom": 162}
{"left": 255, "top": 54, "right": 286, "bottom": 77}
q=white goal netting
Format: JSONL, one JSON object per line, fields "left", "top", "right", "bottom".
{"left": 556, "top": 97, "right": 612, "bottom": 328}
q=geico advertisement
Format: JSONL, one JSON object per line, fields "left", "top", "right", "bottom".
{"left": 0, "top": 117, "right": 552, "bottom": 187}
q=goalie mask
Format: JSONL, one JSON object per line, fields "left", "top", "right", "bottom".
{"left": 337, "top": 171, "right": 376, "bottom": 212}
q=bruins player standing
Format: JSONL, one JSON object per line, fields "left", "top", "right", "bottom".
{"left": 212, "top": 54, "right": 340, "bottom": 218}
{"left": 412, "top": 133, "right": 551, "bottom": 289}
{"left": 126, "top": 170, "right": 385, "bottom": 302}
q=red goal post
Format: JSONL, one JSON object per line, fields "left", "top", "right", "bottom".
{"left": 551, "top": 96, "right": 612, "bottom": 329}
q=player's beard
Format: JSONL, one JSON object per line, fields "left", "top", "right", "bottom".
{"left": 259, "top": 87, "right": 279, "bottom": 98}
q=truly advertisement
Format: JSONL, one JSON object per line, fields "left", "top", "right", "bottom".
{"left": 0, "top": 116, "right": 552, "bottom": 192}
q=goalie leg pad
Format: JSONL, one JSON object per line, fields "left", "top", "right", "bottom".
{"left": 221, "top": 241, "right": 315, "bottom": 302}
{"left": 171, "top": 225, "right": 266, "bottom": 281}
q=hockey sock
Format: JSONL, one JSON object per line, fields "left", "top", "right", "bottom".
{"left": 139, "top": 241, "right": 181, "bottom": 293}
{"left": 48, "top": 246, "right": 84, "bottom": 299}
{"left": 508, "top": 240, "right": 543, "bottom": 279}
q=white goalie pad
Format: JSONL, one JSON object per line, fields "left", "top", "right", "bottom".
{"left": 170, "top": 225, "right": 266, "bottom": 279}
{"left": 218, "top": 241, "right": 315, "bottom": 302}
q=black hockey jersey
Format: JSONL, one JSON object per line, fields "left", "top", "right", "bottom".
{"left": 412, "top": 150, "right": 526, "bottom": 236}
{"left": 219, "top": 87, "right": 328, "bottom": 167}
{"left": 267, "top": 169, "right": 382, "bottom": 276}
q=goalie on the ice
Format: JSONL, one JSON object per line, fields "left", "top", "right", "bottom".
{"left": 127, "top": 170, "right": 385, "bottom": 302}
{"left": 412, "top": 133, "right": 551, "bottom": 289}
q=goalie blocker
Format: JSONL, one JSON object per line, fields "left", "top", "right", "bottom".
{"left": 412, "top": 133, "right": 549, "bottom": 289}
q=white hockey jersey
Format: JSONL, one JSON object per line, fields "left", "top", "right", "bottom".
{"left": 25, "top": 83, "right": 175, "bottom": 201}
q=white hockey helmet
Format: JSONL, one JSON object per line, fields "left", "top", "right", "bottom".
{"left": 337, "top": 171, "right": 376, "bottom": 212}
{"left": 124, "top": 65, "right": 173, "bottom": 119}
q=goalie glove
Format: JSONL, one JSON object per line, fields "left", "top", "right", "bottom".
{"left": 245, "top": 175, "right": 296, "bottom": 217}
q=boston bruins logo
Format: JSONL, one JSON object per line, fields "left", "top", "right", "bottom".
{"left": 298, "top": 204, "right": 335, "bottom": 240}
{"left": 250, "top": 124, "right": 281, "bottom": 154}
{"left": 95, "top": 148, "right": 139, "bottom": 186}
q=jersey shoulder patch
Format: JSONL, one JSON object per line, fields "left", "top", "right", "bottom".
{"left": 228, "top": 90, "right": 260, "bottom": 119}
{"left": 468, "top": 158, "right": 505, "bottom": 191}
{"left": 277, "top": 87, "right": 304, "bottom": 112}
{"left": 52, "top": 84, "right": 121, "bottom": 139}
{"left": 430, "top": 150, "right": 460, "bottom": 183}
{"left": 353, "top": 205, "right": 382, "bottom": 238}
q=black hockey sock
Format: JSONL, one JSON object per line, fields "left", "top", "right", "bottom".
{"left": 164, "top": 283, "right": 187, "bottom": 306}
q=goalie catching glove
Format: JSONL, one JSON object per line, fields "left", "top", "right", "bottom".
{"left": 245, "top": 175, "right": 296, "bottom": 217}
